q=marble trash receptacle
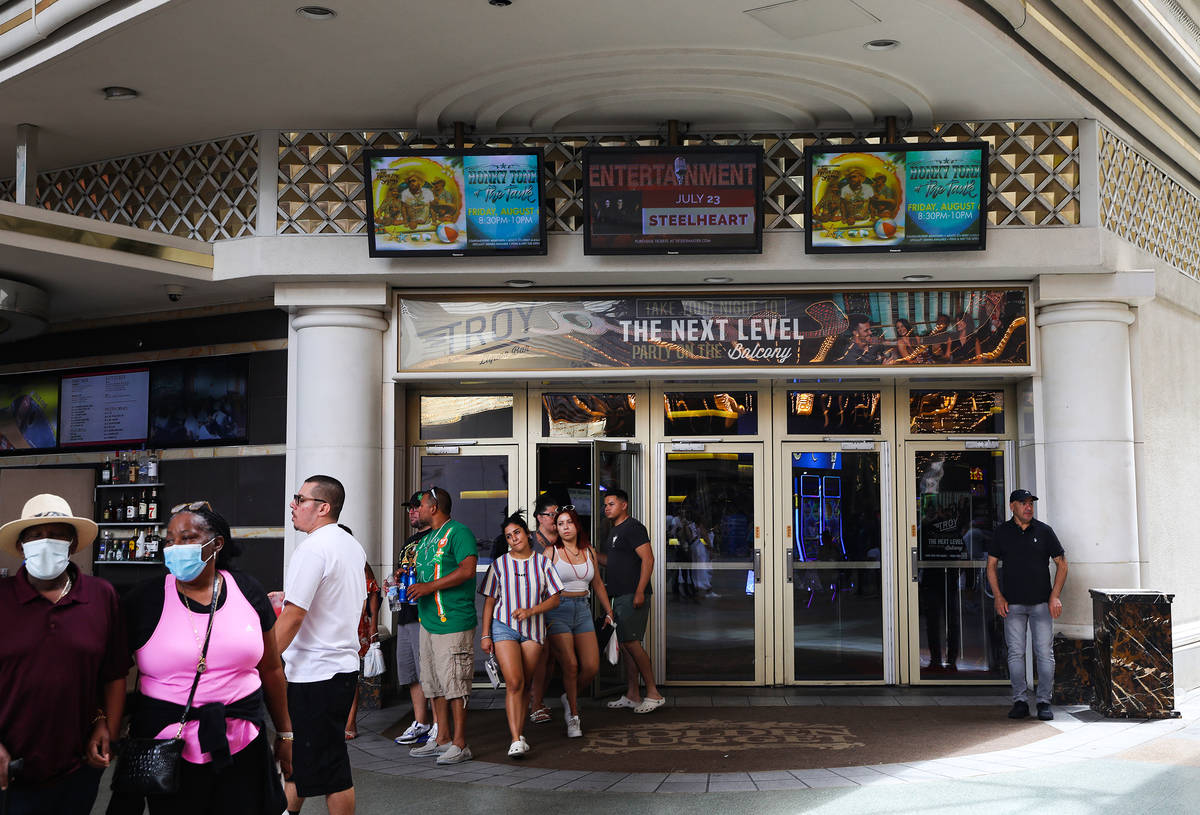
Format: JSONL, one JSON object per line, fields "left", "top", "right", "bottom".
{"left": 1089, "top": 589, "right": 1179, "bottom": 719}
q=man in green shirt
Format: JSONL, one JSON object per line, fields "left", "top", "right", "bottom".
{"left": 405, "top": 486, "right": 478, "bottom": 765}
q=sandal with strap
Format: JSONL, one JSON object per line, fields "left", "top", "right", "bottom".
{"left": 528, "top": 706, "right": 552, "bottom": 724}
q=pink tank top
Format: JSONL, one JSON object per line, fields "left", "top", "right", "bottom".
{"left": 137, "top": 571, "right": 264, "bottom": 763}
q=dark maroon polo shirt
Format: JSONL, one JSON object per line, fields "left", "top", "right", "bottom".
{"left": 0, "top": 564, "right": 130, "bottom": 784}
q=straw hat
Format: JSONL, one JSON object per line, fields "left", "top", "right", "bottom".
{"left": 0, "top": 494, "right": 98, "bottom": 556}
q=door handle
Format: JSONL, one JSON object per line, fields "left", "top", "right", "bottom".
{"left": 786, "top": 548, "right": 794, "bottom": 584}
{"left": 753, "top": 548, "right": 762, "bottom": 583}
{"left": 911, "top": 547, "right": 919, "bottom": 582}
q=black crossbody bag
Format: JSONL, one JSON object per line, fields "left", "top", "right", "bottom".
{"left": 112, "top": 580, "right": 218, "bottom": 795}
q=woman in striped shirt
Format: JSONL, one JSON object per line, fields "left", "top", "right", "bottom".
{"left": 481, "top": 512, "right": 563, "bottom": 758}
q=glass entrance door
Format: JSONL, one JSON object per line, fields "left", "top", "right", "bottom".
{"left": 535, "top": 439, "right": 641, "bottom": 694}
{"left": 779, "top": 442, "right": 892, "bottom": 683}
{"left": 903, "top": 443, "right": 1011, "bottom": 682}
{"left": 655, "top": 442, "right": 764, "bottom": 684}
{"left": 413, "top": 444, "right": 519, "bottom": 682}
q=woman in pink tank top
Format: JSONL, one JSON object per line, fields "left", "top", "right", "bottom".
{"left": 112, "top": 502, "right": 291, "bottom": 815}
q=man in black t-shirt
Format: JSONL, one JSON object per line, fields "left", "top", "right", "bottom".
{"left": 986, "top": 489, "right": 1068, "bottom": 721}
{"left": 392, "top": 492, "right": 439, "bottom": 747}
{"left": 599, "top": 488, "right": 665, "bottom": 714}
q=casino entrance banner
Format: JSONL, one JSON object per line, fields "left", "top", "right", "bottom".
{"left": 397, "top": 289, "right": 1029, "bottom": 372}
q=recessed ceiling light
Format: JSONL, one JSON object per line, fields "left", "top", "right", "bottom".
{"left": 489, "top": 0, "right": 513, "bottom": 6}
{"left": 864, "top": 39, "right": 900, "bottom": 51}
{"left": 704, "top": 276, "right": 733, "bottom": 284}
{"left": 505, "top": 279, "right": 534, "bottom": 288}
{"left": 902, "top": 274, "right": 934, "bottom": 282}
{"left": 296, "top": 6, "right": 336, "bottom": 20}
{"left": 102, "top": 86, "right": 138, "bottom": 100}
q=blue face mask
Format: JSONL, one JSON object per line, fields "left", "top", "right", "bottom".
{"left": 164, "top": 538, "right": 215, "bottom": 583}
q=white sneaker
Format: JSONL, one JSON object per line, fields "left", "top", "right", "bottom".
{"left": 409, "top": 738, "right": 451, "bottom": 758}
{"left": 566, "top": 715, "right": 583, "bottom": 738}
{"left": 394, "top": 721, "right": 431, "bottom": 745}
{"left": 606, "top": 695, "right": 638, "bottom": 709}
{"left": 437, "top": 744, "right": 474, "bottom": 765}
{"left": 507, "top": 739, "right": 529, "bottom": 758}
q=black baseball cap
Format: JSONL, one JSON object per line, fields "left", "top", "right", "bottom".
{"left": 401, "top": 491, "right": 423, "bottom": 508}
{"left": 1009, "top": 489, "right": 1038, "bottom": 503}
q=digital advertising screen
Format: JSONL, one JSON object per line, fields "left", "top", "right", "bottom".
{"left": 59, "top": 368, "right": 150, "bottom": 447}
{"left": 0, "top": 373, "right": 60, "bottom": 453}
{"left": 805, "top": 142, "right": 988, "bottom": 254}
{"left": 364, "top": 148, "right": 547, "bottom": 257}
{"left": 149, "top": 356, "right": 249, "bottom": 445}
{"left": 583, "top": 146, "right": 764, "bottom": 255}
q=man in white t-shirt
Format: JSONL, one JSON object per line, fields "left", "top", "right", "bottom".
{"left": 275, "top": 475, "right": 366, "bottom": 815}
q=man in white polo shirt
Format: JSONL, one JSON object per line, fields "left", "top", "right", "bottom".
{"left": 275, "top": 475, "right": 366, "bottom": 815}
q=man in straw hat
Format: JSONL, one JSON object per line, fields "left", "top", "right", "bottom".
{"left": 0, "top": 493, "right": 129, "bottom": 814}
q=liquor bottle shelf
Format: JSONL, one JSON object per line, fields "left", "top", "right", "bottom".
{"left": 94, "top": 560, "right": 164, "bottom": 566}
{"left": 98, "top": 522, "right": 164, "bottom": 528}
{"left": 96, "top": 482, "right": 163, "bottom": 489}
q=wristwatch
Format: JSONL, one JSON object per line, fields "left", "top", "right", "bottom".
{"left": 276, "top": 731, "right": 294, "bottom": 741}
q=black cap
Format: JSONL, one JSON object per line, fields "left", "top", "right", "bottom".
{"left": 1009, "top": 489, "right": 1038, "bottom": 503}
{"left": 401, "top": 491, "right": 423, "bottom": 508}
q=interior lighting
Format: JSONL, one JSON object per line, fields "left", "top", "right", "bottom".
{"left": 505, "top": 279, "right": 534, "bottom": 288}
{"left": 489, "top": 0, "right": 513, "bottom": 6}
{"left": 296, "top": 6, "right": 336, "bottom": 20}
{"left": 704, "top": 276, "right": 733, "bottom": 284}
{"left": 102, "top": 87, "right": 138, "bottom": 100}
{"left": 863, "top": 39, "right": 900, "bottom": 51}
{"left": 902, "top": 274, "right": 934, "bottom": 282}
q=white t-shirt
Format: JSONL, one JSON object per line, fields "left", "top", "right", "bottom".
{"left": 282, "top": 522, "right": 367, "bottom": 683}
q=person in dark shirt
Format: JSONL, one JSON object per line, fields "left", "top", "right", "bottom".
{"left": 392, "top": 493, "right": 440, "bottom": 747}
{"left": 986, "top": 489, "right": 1068, "bottom": 721}
{"left": 0, "top": 494, "right": 129, "bottom": 815}
{"left": 598, "top": 488, "right": 665, "bottom": 714}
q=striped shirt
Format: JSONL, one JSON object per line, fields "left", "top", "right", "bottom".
{"left": 482, "top": 552, "right": 563, "bottom": 644}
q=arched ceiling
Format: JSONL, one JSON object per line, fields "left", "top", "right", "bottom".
{"left": 0, "top": 0, "right": 1084, "bottom": 173}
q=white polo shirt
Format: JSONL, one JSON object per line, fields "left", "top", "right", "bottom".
{"left": 282, "top": 522, "right": 367, "bottom": 683}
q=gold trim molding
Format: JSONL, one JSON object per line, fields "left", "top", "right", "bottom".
{"left": 0, "top": 212, "right": 215, "bottom": 269}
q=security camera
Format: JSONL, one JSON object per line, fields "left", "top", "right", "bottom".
{"left": 165, "top": 284, "right": 185, "bottom": 303}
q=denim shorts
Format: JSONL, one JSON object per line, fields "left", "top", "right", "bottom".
{"left": 546, "top": 595, "right": 595, "bottom": 636}
{"left": 491, "top": 618, "right": 533, "bottom": 644}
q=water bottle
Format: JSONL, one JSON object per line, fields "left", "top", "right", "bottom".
{"left": 402, "top": 564, "right": 416, "bottom": 605}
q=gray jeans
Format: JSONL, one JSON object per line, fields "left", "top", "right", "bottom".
{"left": 1003, "top": 602, "right": 1055, "bottom": 704}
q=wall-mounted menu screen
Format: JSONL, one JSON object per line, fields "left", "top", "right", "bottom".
{"left": 59, "top": 368, "right": 150, "bottom": 447}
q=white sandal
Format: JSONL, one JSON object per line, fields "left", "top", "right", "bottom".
{"left": 633, "top": 696, "right": 666, "bottom": 714}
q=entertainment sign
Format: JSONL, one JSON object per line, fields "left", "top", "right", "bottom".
{"left": 398, "top": 289, "right": 1029, "bottom": 372}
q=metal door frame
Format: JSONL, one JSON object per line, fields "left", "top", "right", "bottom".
{"left": 899, "top": 438, "right": 1015, "bottom": 685}
{"left": 777, "top": 440, "right": 895, "bottom": 685}
{"left": 652, "top": 440, "right": 768, "bottom": 685}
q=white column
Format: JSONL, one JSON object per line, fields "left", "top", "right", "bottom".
{"left": 290, "top": 306, "right": 389, "bottom": 560}
{"left": 1037, "top": 300, "right": 1139, "bottom": 635}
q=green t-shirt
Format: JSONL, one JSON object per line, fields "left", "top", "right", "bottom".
{"left": 414, "top": 519, "right": 479, "bottom": 634}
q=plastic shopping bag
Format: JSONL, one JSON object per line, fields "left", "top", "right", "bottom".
{"left": 363, "top": 641, "right": 385, "bottom": 678}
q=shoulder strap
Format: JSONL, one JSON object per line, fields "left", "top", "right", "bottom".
{"left": 174, "top": 574, "right": 220, "bottom": 736}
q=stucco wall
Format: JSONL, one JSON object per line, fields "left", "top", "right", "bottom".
{"left": 1132, "top": 267, "right": 1200, "bottom": 691}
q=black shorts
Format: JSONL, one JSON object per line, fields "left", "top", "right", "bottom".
{"left": 287, "top": 671, "right": 357, "bottom": 797}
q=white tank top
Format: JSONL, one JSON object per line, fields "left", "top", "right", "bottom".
{"left": 551, "top": 547, "right": 595, "bottom": 593}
